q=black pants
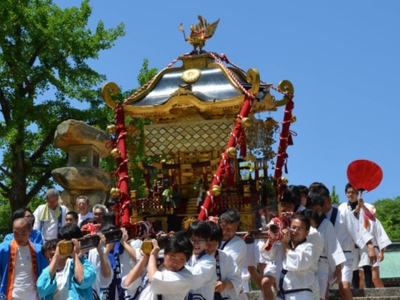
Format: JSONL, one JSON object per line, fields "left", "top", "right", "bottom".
{"left": 352, "top": 266, "right": 373, "bottom": 288}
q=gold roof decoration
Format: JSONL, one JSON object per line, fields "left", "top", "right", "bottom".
{"left": 178, "top": 15, "right": 220, "bottom": 52}
{"left": 101, "top": 16, "right": 292, "bottom": 124}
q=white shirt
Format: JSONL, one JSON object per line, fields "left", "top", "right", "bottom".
{"left": 317, "top": 218, "right": 345, "bottom": 272}
{"left": 359, "top": 218, "right": 392, "bottom": 267}
{"left": 12, "top": 245, "right": 38, "bottom": 300}
{"left": 186, "top": 252, "right": 218, "bottom": 300}
{"left": 33, "top": 204, "right": 69, "bottom": 241}
{"left": 215, "top": 249, "right": 242, "bottom": 300}
{"left": 279, "top": 240, "right": 317, "bottom": 300}
{"left": 78, "top": 212, "right": 93, "bottom": 227}
{"left": 220, "top": 235, "right": 247, "bottom": 270}
{"left": 87, "top": 248, "right": 113, "bottom": 298}
{"left": 329, "top": 204, "right": 372, "bottom": 251}
{"left": 122, "top": 264, "right": 193, "bottom": 300}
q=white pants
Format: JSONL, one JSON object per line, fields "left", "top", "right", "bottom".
{"left": 341, "top": 251, "right": 354, "bottom": 283}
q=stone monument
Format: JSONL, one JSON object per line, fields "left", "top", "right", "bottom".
{"left": 52, "top": 119, "right": 112, "bottom": 211}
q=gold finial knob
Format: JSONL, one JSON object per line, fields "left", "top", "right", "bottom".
{"left": 280, "top": 177, "right": 289, "bottom": 185}
{"left": 226, "top": 147, "right": 237, "bottom": 159}
{"left": 211, "top": 185, "right": 221, "bottom": 197}
{"left": 241, "top": 117, "right": 253, "bottom": 128}
{"left": 110, "top": 188, "right": 121, "bottom": 197}
{"left": 111, "top": 148, "right": 121, "bottom": 159}
{"left": 106, "top": 125, "right": 117, "bottom": 134}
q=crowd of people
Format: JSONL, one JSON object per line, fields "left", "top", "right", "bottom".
{"left": 0, "top": 183, "right": 391, "bottom": 300}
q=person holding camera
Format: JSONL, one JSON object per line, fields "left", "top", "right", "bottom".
{"left": 122, "top": 231, "right": 193, "bottom": 299}
{"left": 100, "top": 223, "right": 141, "bottom": 300}
{"left": 36, "top": 224, "right": 96, "bottom": 299}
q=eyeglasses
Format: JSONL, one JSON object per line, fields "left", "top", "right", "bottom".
{"left": 24, "top": 215, "right": 34, "bottom": 219}
{"left": 190, "top": 239, "right": 206, "bottom": 245}
{"left": 290, "top": 226, "right": 306, "bottom": 232}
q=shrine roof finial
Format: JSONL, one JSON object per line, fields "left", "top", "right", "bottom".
{"left": 178, "top": 15, "right": 220, "bottom": 53}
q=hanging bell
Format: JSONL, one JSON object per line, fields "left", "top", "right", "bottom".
{"left": 211, "top": 185, "right": 221, "bottom": 197}
{"left": 226, "top": 147, "right": 237, "bottom": 159}
{"left": 241, "top": 117, "right": 253, "bottom": 128}
{"left": 280, "top": 177, "right": 289, "bottom": 185}
{"left": 106, "top": 125, "right": 117, "bottom": 134}
{"left": 291, "top": 115, "right": 297, "bottom": 123}
{"left": 110, "top": 148, "right": 121, "bottom": 159}
{"left": 110, "top": 188, "right": 121, "bottom": 198}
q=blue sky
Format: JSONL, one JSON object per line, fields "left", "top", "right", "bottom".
{"left": 57, "top": 0, "right": 400, "bottom": 204}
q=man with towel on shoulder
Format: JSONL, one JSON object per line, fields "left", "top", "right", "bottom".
{"left": 33, "top": 188, "right": 69, "bottom": 241}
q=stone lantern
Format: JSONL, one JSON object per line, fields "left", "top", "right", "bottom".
{"left": 52, "top": 119, "right": 112, "bottom": 211}
{"left": 68, "top": 144, "right": 100, "bottom": 168}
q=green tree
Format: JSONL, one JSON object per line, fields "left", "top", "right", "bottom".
{"left": 331, "top": 185, "right": 341, "bottom": 205}
{"left": 374, "top": 197, "right": 400, "bottom": 241}
{"left": 0, "top": 0, "right": 125, "bottom": 216}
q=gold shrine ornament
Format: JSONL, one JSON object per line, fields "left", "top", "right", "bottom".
{"left": 111, "top": 148, "right": 121, "bottom": 159}
{"left": 211, "top": 185, "right": 221, "bottom": 197}
{"left": 226, "top": 147, "right": 237, "bottom": 159}
{"left": 241, "top": 117, "right": 253, "bottom": 128}
{"left": 110, "top": 188, "right": 121, "bottom": 197}
{"left": 181, "top": 69, "right": 201, "bottom": 84}
{"left": 280, "top": 177, "right": 289, "bottom": 185}
{"left": 106, "top": 125, "right": 117, "bottom": 134}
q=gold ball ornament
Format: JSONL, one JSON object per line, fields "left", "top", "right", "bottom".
{"left": 106, "top": 125, "right": 117, "bottom": 134}
{"left": 241, "top": 117, "right": 253, "bottom": 128}
{"left": 291, "top": 115, "right": 297, "bottom": 123}
{"left": 280, "top": 177, "right": 289, "bottom": 185}
{"left": 110, "top": 148, "right": 121, "bottom": 159}
{"left": 226, "top": 147, "right": 237, "bottom": 159}
{"left": 110, "top": 188, "right": 121, "bottom": 197}
{"left": 211, "top": 185, "right": 221, "bottom": 197}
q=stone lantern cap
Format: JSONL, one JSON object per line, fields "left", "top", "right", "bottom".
{"left": 54, "top": 119, "right": 110, "bottom": 158}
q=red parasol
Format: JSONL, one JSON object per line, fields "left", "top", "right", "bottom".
{"left": 346, "top": 159, "right": 383, "bottom": 193}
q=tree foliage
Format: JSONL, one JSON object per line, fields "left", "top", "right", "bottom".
{"left": 0, "top": 0, "right": 125, "bottom": 215}
{"left": 374, "top": 197, "right": 400, "bottom": 241}
{"left": 331, "top": 185, "right": 341, "bottom": 205}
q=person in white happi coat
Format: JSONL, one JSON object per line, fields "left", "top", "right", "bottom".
{"left": 307, "top": 192, "right": 346, "bottom": 300}
{"left": 357, "top": 217, "right": 391, "bottom": 288}
{"left": 101, "top": 223, "right": 142, "bottom": 300}
{"left": 260, "top": 185, "right": 304, "bottom": 300}
{"left": 83, "top": 232, "right": 113, "bottom": 300}
{"left": 274, "top": 214, "right": 319, "bottom": 300}
{"left": 305, "top": 222, "right": 324, "bottom": 300}
{"left": 345, "top": 183, "right": 377, "bottom": 288}
{"left": 218, "top": 208, "right": 247, "bottom": 300}
{"left": 206, "top": 221, "right": 242, "bottom": 300}
{"left": 122, "top": 231, "right": 193, "bottom": 299}
{"left": 185, "top": 220, "right": 218, "bottom": 300}
{"left": 315, "top": 184, "right": 376, "bottom": 300}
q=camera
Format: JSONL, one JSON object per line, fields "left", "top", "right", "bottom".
{"left": 58, "top": 234, "right": 100, "bottom": 256}
{"left": 140, "top": 234, "right": 171, "bottom": 255}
